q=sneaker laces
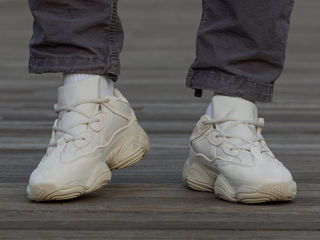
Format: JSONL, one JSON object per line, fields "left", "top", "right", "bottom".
{"left": 203, "top": 118, "right": 268, "bottom": 153}
{"left": 49, "top": 98, "right": 110, "bottom": 147}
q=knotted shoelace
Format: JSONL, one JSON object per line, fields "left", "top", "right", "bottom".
{"left": 203, "top": 118, "right": 268, "bottom": 153}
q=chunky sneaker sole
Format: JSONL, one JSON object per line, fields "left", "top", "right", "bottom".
{"left": 27, "top": 121, "right": 149, "bottom": 202}
{"left": 106, "top": 121, "right": 150, "bottom": 170}
{"left": 26, "top": 161, "right": 112, "bottom": 201}
{"left": 182, "top": 149, "right": 297, "bottom": 204}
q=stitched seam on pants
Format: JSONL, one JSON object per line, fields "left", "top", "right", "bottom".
{"left": 188, "top": 68, "right": 273, "bottom": 88}
{"left": 109, "top": 0, "right": 119, "bottom": 62}
{"left": 29, "top": 55, "right": 109, "bottom": 63}
{"left": 186, "top": 69, "right": 274, "bottom": 102}
{"left": 199, "top": 0, "right": 208, "bottom": 27}
{"left": 28, "top": 55, "right": 111, "bottom": 75}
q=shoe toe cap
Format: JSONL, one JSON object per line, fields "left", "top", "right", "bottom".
{"left": 26, "top": 183, "right": 59, "bottom": 202}
{"left": 252, "top": 162, "right": 297, "bottom": 201}
{"left": 27, "top": 168, "right": 60, "bottom": 201}
{"left": 257, "top": 180, "right": 297, "bottom": 202}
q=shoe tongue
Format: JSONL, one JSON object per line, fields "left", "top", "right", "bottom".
{"left": 58, "top": 77, "right": 100, "bottom": 107}
{"left": 212, "top": 95, "right": 258, "bottom": 141}
{"left": 56, "top": 77, "right": 101, "bottom": 134}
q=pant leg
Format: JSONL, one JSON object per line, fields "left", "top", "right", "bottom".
{"left": 186, "top": 0, "right": 295, "bottom": 102}
{"left": 28, "top": 0, "right": 123, "bottom": 81}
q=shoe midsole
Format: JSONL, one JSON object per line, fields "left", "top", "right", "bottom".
{"left": 185, "top": 147, "right": 296, "bottom": 198}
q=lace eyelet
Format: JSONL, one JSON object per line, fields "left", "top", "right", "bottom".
{"left": 222, "top": 142, "right": 239, "bottom": 156}
{"left": 89, "top": 113, "right": 106, "bottom": 132}
{"left": 210, "top": 132, "right": 223, "bottom": 145}
{"left": 74, "top": 131, "right": 91, "bottom": 148}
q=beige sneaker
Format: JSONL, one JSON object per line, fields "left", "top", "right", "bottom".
{"left": 27, "top": 77, "right": 150, "bottom": 201}
{"left": 183, "top": 95, "right": 297, "bottom": 204}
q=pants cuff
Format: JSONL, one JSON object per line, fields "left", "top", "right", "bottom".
{"left": 186, "top": 69, "right": 274, "bottom": 102}
{"left": 28, "top": 54, "right": 120, "bottom": 81}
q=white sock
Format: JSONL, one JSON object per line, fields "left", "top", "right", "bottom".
{"left": 63, "top": 73, "right": 114, "bottom": 96}
{"left": 206, "top": 102, "right": 213, "bottom": 119}
{"left": 63, "top": 73, "right": 95, "bottom": 86}
{"left": 99, "top": 76, "right": 114, "bottom": 97}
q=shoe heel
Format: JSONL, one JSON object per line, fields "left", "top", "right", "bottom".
{"left": 183, "top": 150, "right": 217, "bottom": 192}
{"left": 213, "top": 174, "right": 238, "bottom": 202}
{"left": 86, "top": 161, "right": 112, "bottom": 193}
{"left": 108, "top": 122, "right": 150, "bottom": 170}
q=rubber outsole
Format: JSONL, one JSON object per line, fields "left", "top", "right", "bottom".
{"left": 182, "top": 158, "right": 216, "bottom": 192}
{"left": 27, "top": 161, "right": 111, "bottom": 202}
{"left": 27, "top": 122, "right": 150, "bottom": 202}
{"left": 183, "top": 158, "right": 297, "bottom": 204}
{"left": 107, "top": 124, "right": 150, "bottom": 170}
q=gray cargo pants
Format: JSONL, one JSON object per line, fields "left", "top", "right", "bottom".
{"left": 28, "top": 0, "right": 295, "bottom": 102}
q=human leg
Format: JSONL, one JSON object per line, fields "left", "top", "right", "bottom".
{"left": 27, "top": 0, "right": 150, "bottom": 201}
{"left": 183, "top": 0, "right": 297, "bottom": 203}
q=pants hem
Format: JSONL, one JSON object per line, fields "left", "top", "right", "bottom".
{"left": 186, "top": 69, "right": 274, "bottom": 102}
{"left": 28, "top": 54, "right": 120, "bottom": 81}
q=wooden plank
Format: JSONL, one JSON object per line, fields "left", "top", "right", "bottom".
{"left": 1, "top": 230, "right": 319, "bottom": 240}
{"left": 0, "top": 0, "right": 320, "bottom": 239}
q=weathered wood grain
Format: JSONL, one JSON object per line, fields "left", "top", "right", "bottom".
{"left": 0, "top": 0, "right": 319, "bottom": 239}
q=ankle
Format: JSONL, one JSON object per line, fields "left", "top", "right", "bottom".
{"left": 63, "top": 73, "right": 97, "bottom": 85}
{"left": 205, "top": 102, "right": 213, "bottom": 119}
{"left": 214, "top": 93, "right": 256, "bottom": 103}
{"left": 63, "top": 73, "right": 114, "bottom": 97}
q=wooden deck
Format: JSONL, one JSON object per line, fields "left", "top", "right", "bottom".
{"left": 0, "top": 0, "right": 320, "bottom": 239}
